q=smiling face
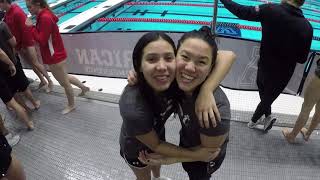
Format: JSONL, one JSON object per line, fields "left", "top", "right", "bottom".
{"left": 176, "top": 38, "right": 213, "bottom": 95}
{"left": 140, "top": 38, "right": 176, "bottom": 93}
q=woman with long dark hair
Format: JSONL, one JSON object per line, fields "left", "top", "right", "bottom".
{"left": 139, "top": 27, "right": 232, "bottom": 180}
{"left": 119, "top": 32, "right": 223, "bottom": 180}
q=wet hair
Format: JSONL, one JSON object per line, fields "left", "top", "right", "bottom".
{"left": 177, "top": 26, "right": 218, "bottom": 67}
{"left": 132, "top": 32, "right": 179, "bottom": 114}
{"left": 0, "top": 0, "right": 12, "bottom": 4}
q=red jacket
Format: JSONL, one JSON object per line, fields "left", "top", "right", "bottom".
{"left": 31, "top": 8, "right": 67, "bottom": 64}
{"left": 4, "top": 4, "right": 34, "bottom": 50}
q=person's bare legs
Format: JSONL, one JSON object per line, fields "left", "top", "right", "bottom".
{"left": 282, "top": 76, "right": 320, "bottom": 143}
{"left": 6, "top": 98, "right": 33, "bottom": 130}
{"left": 22, "top": 88, "right": 40, "bottom": 110}
{"left": 68, "top": 74, "right": 90, "bottom": 96}
{"left": 2, "top": 154, "right": 26, "bottom": 180}
{"left": 129, "top": 165, "right": 152, "bottom": 180}
{"left": 14, "top": 94, "right": 32, "bottom": 112}
{"left": 20, "top": 47, "right": 53, "bottom": 92}
{"left": 301, "top": 100, "right": 320, "bottom": 141}
{"left": 150, "top": 165, "right": 161, "bottom": 179}
{"left": 49, "top": 60, "right": 75, "bottom": 114}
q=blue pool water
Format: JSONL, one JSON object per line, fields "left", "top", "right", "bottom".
{"left": 12, "top": 0, "right": 320, "bottom": 51}
{"left": 14, "top": 0, "right": 106, "bottom": 25}
{"left": 79, "top": 0, "right": 320, "bottom": 51}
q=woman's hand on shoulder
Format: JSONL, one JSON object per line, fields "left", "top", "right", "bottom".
{"left": 127, "top": 69, "right": 138, "bottom": 85}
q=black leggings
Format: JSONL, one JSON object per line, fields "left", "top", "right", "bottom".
{"left": 251, "top": 68, "right": 294, "bottom": 122}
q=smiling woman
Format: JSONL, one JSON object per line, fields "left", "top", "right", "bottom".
{"left": 119, "top": 31, "right": 224, "bottom": 180}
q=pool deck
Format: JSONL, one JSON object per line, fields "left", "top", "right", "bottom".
{"left": 1, "top": 69, "right": 319, "bottom": 180}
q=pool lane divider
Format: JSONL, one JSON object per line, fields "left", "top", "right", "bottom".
{"left": 126, "top": 2, "right": 214, "bottom": 7}
{"left": 97, "top": 17, "right": 320, "bottom": 41}
{"left": 125, "top": 2, "right": 320, "bottom": 24}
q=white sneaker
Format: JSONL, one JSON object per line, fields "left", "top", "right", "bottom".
{"left": 152, "top": 177, "right": 172, "bottom": 180}
{"left": 247, "top": 117, "right": 263, "bottom": 129}
{"left": 5, "top": 133, "right": 21, "bottom": 147}
{"left": 263, "top": 115, "right": 276, "bottom": 131}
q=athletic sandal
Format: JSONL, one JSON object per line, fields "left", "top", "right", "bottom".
{"left": 281, "top": 128, "right": 295, "bottom": 143}
{"left": 300, "top": 128, "right": 310, "bottom": 142}
{"left": 5, "top": 133, "right": 20, "bottom": 147}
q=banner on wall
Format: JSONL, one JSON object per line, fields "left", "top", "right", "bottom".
{"left": 22, "top": 32, "right": 317, "bottom": 97}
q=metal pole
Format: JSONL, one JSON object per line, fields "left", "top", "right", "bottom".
{"left": 211, "top": 0, "right": 219, "bottom": 36}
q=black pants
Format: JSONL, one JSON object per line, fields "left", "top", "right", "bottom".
{"left": 251, "top": 66, "right": 294, "bottom": 122}
{"left": 182, "top": 143, "right": 227, "bottom": 180}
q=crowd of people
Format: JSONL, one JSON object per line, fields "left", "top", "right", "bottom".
{"left": 0, "top": 0, "right": 318, "bottom": 180}
{"left": 0, "top": 0, "right": 89, "bottom": 179}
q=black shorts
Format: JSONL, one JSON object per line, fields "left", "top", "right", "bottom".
{"left": 5, "top": 59, "right": 29, "bottom": 93}
{"left": 182, "top": 142, "right": 228, "bottom": 180}
{"left": 119, "top": 128, "right": 166, "bottom": 169}
{"left": 120, "top": 150, "right": 148, "bottom": 169}
{"left": 0, "top": 135, "right": 12, "bottom": 177}
{"left": 0, "top": 75, "right": 14, "bottom": 103}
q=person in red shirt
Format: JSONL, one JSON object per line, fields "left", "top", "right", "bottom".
{"left": 0, "top": 0, "right": 53, "bottom": 92}
{"left": 25, "top": 0, "right": 89, "bottom": 114}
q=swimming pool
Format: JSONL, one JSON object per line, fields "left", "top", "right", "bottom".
{"left": 75, "top": 0, "right": 320, "bottom": 52}
{"left": 14, "top": 0, "right": 320, "bottom": 51}
{"left": 15, "top": 0, "right": 107, "bottom": 25}
{"left": 13, "top": 0, "right": 320, "bottom": 95}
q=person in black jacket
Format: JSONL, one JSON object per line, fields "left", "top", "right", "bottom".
{"left": 220, "top": 0, "right": 313, "bottom": 131}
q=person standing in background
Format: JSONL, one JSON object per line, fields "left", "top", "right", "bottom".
{"left": 282, "top": 59, "right": 320, "bottom": 143}
{"left": 0, "top": 0, "right": 53, "bottom": 92}
{"left": 220, "top": 0, "right": 313, "bottom": 131}
{"left": 25, "top": 0, "right": 90, "bottom": 114}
